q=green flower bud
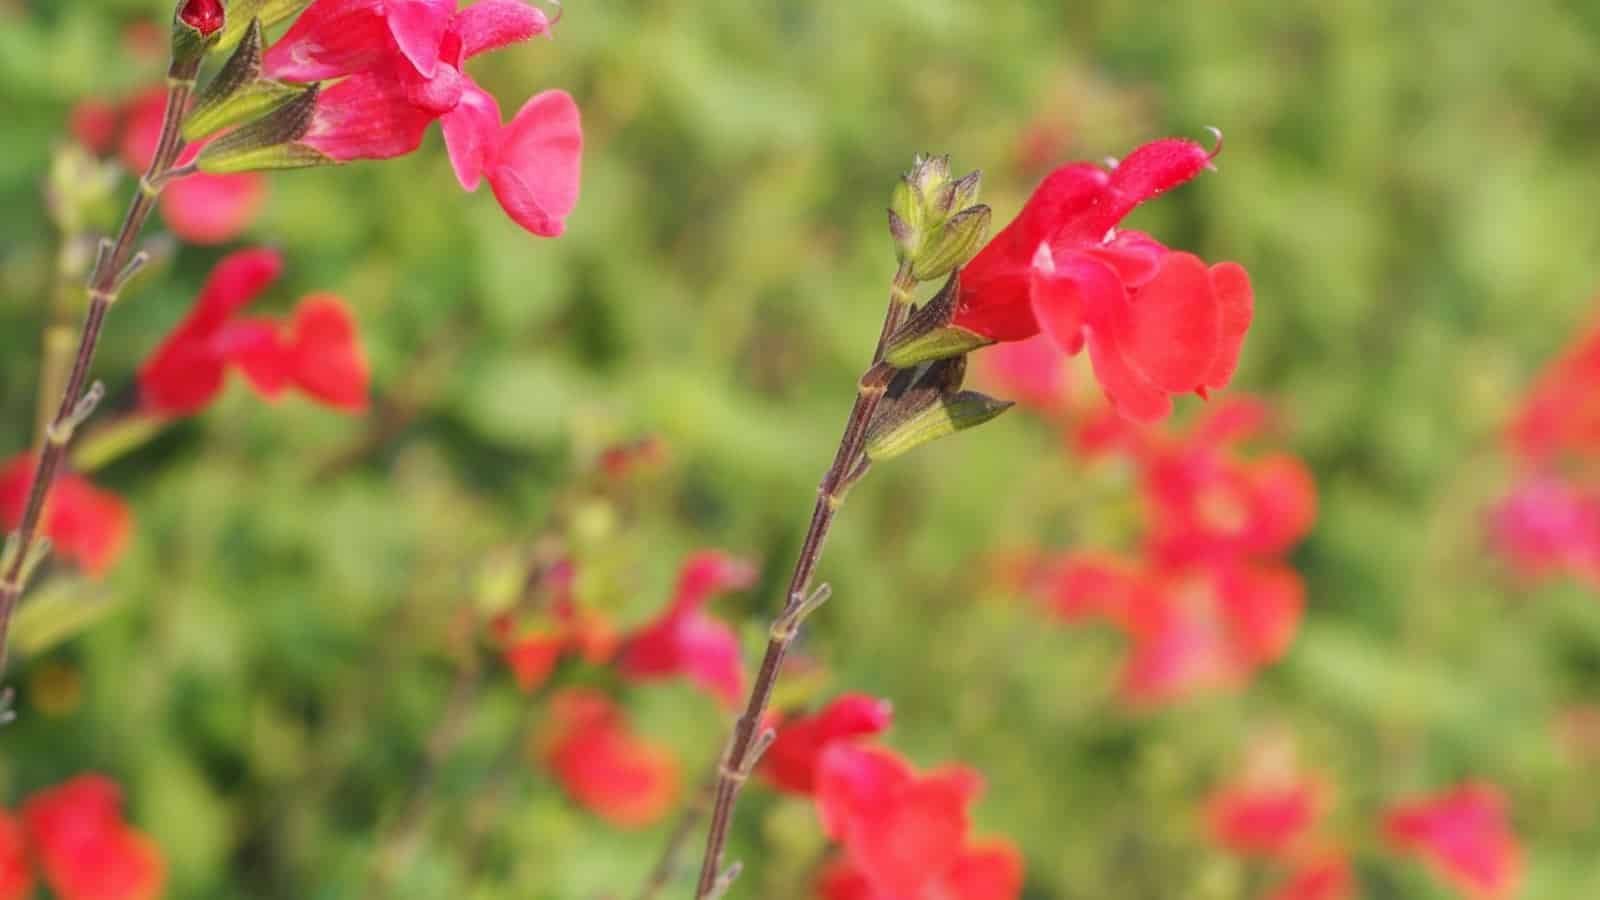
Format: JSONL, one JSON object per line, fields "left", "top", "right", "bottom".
{"left": 866, "top": 389, "right": 1012, "bottom": 462}
{"left": 910, "top": 204, "right": 991, "bottom": 282}
{"left": 196, "top": 87, "right": 331, "bottom": 174}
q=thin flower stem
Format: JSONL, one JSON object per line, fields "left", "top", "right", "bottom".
{"left": 0, "top": 78, "right": 193, "bottom": 684}
{"left": 634, "top": 764, "right": 718, "bottom": 900}
{"left": 692, "top": 263, "right": 916, "bottom": 898}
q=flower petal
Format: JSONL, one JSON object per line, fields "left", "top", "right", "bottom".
{"left": 287, "top": 294, "right": 370, "bottom": 412}
{"left": 384, "top": 0, "right": 454, "bottom": 77}
{"left": 1118, "top": 252, "right": 1222, "bottom": 394}
{"left": 159, "top": 172, "right": 266, "bottom": 246}
{"left": 486, "top": 90, "right": 583, "bottom": 236}
{"left": 454, "top": 0, "right": 550, "bottom": 58}
{"left": 441, "top": 82, "right": 503, "bottom": 191}
{"left": 1204, "top": 261, "right": 1254, "bottom": 390}
{"left": 1086, "top": 328, "right": 1172, "bottom": 422}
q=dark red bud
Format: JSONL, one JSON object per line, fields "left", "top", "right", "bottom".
{"left": 179, "top": 0, "right": 226, "bottom": 36}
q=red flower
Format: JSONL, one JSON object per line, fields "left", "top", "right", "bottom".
{"left": 1207, "top": 776, "right": 1326, "bottom": 858}
{"left": 21, "top": 775, "right": 164, "bottom": 900}
{"left": 954, "top": 136, "right": 1253, "bottom": 422}
{"left": 68, "top": 99, "right": 120, "bottom": 155}
{"left": 0, "top": 455, "right": 131, "bottom": 577}
{"left": 115, "top": 87, "right": 266, "bottom": 245}
{"left": 815, "top": 745, "right": 1022, "bottom": 900}
{"left": 1030, "top": 551, "right": 1140, "bottom": 623}
{"left": 760, "top": 694, "right": 894, "bottom": 795}
{"left": 264, "top": 0, "right": 582, "bottom": 236}
{"left": 178, "top": 0, "right": 226, "bottom": 36}
{"left": 1383, "top": 782, "right": 1522, "bottom": 900}
{"left": 138, "top": 249, "right": 369, "bottom": 416}
{"left": 616, "top": 550, "right": 757, "bottom": 706}
{"left": 816, "top": 843, "right": 1024, "bottom": 900}
{"left": 0, "top": 810, "right": 31, "bottom": 900}
{"left": 1265, "top": 854, "right": 1356, "bottom": 900}
{"left": 1490, "top": 476, "right": 1600, "bottom": 585}
{"left": 1116, "top": 562, "right": 1303, "bottom": 707}
{"left": 490, "top": 559, "right": 618, "bottom": 691}
{"left": 1506, "top": 309, "right": 1600, "bottom": 466}
{"left": 540, "top": 688, "right": 679, "bottom": 828}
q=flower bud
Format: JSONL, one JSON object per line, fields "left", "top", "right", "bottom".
{"left": 184, "top": 19, "right": 303, "bottom": 141}
{"left": 882, "top": 272, "right": 995, "bottom": 367}
{"left": 865, "top": 361, "right": 1013, "bottom": 462}
{"left": 171, "top": 0, "right": 226, "bottom": 79}
{"left": 910, "top": 204, "right": 990, "bottom": 281}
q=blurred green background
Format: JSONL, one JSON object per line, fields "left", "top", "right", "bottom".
{"left": 5, "top": 0, "right": 1600, "bottom": 897}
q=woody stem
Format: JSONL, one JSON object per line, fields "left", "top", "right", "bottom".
{"left": 691, "top": 264, "right": 915, "bottom": 898}
{"left": 0, "top": 77, "right": 192, "bottom": 684}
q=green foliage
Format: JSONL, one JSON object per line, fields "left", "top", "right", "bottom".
{"left": 3, "top": 1, "right": 1600, "bottom": 898}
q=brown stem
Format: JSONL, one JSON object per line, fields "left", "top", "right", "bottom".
{"left": 634, "top": 765, "right": 718, "bottom": 900}
{"left": 691, "top": 264, "right": 915, "bottom": 898}
{"left": 0, "top": 79, "right": 192, "bottom": 683}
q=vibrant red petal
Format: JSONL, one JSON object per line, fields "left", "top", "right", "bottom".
{"left": 1092, "top": 137, "right": 1215, "bottom": 233}
{"left": 1204, "top": 262, "right": 1254, "bottom": 389}
{"left": 1206, "top": 776, "right": 1324, "bottom": 857}
{"left": 263, "top": 0, "right": 396, "bottom": 82}
{"left": 1027, "top": 244, "right": 1089, "bottom": 356}
{"left": 1085, "top": 328, "right": 1172, "bottom": 423}
{"left": 486, "top": 90, "right": 583, "bottom": 236}
{"left": 287, "top": 295, "right": 370, "bottom": 412}
{"left": 1118, "top": 252, "right": 1222, "bottom": 394}
{"left": 188, "top": 248, "right": 285, "bottom": 334}
{"left": 814, "top": 744, "right": 914, "bottom": 842}
{"left": 24, "top": 775, "right": 165, "bottom": 900}
{"left": 385, "top": 0, "right": 454, "bottom": 78}
{"left": 815, "top": 857, "right": 875, "bottom": 900}
{"left": 1265, "top": 855, "right": 1356, "bottom": 900}
{"left": 440, "top": 82, "right": 502, "bottom": 191}
{"left": 46, "top": 473, "right": 134, "bottom": 577}
{"left": 0, "top": 809, "right": 31, "bottom": 900}
{"left": 941, "top": 840, "right": 1026, "bottom": 900}
{"left": 1383, "top": 783, "right": 1523, "bottom": 900}
{"left": 1084, "top": 230, "right": 1168, "bottom": 288}
{"left": 453, "top": 0, "right": 550, "bottom": 57}
{"left": 541, "top": 689, "right": 679, "bottom": 828}
{"left": 303, "top": 70, "right": 438, "bottom": 162}
{"left": 1245, "top": 454, "right": 1318, "bottom": 555}
{"left": 670, "top": 549, "right": 759, "bottom": 616}
{"left": 759, "top": 693, "right": 893, "bottom": 795}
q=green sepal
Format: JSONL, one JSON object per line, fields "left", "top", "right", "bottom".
{"left": 866, "top": 389, "right": 1013, "bottom": 462}
{"left": 197, "top": 86, "right": 333, "bottom": 174}
{"left": 186, "top": 20, "right": 304, "bottom": 140}
{"left": 910, "top": 204, "right": 991, "bottom": 281}
{"left": 884, "top": 325, "right": 993, "bottom": 368}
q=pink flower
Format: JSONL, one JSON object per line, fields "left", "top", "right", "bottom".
{"left": 616, "top": 550, "right": 757, "bottom": 706}
{"left": 138, "top": 249, "right": 369, "bottom": 416}
{"left": 0, "top": 455, "right": 131, "bottom": 577}
{"left": 1030, "top": 551, "right": 1140, "bottom": 623}
{"left": 760, "top": 694, "right": 894, "bottom": 795}
{"left": 1383, "top": 782, "right": 1522, "bottom": 900}
{"left": 1207, "top": 776, "right": 1327, "bottom": 858}
{"left": 1490, "top": 476, "right": 1600, "bottom": 585}
{"left": 974, "top": 334, "right": 1073, "bottom": 415}
{"left": 1143, "top": 446, "right": 1317, "bottom": 568}
{"left": 539, "top": 688, "right": 679, "bottom": 828}
{"left": 814, "top": 745, "right": 1023, "bottom": 900}
{"left": 954, "top": 136, "right": 1253, "bottom": 422}
{"left": 0, "top": 809, "right": 31, "bottom": 900}
{"left": 21, "top": 775, "right": 164, "bottom": 900}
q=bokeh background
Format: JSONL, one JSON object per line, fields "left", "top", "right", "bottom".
{"left": 4, "top": 0, "right": 1600, "bottom": 897}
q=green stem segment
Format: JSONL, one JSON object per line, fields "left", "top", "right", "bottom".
{"left": 0, "top": 79, "right": 193, "bottom": 682}
{"left": 691, "top": 264, "right": 916, "bottom": 898}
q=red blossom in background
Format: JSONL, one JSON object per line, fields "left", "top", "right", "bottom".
{"left": 21, "top": 775, "right": 164, "bottom": 900}
{"left": 1142, "top": 442, "right": 1316, "bottom": 569}
{"left": 974, "top": 333, "right": 1073, "bottom": 415}
{"left": 1383, "top": 782, "right": 1522, "bottom": 900}
{"left": 540, "top": 688, "right": 679, "bottom": 828}
{"left": 0, "top": 455, "right": 131, "bottom": 577}
{"left": 1207, "top": 773, "right": 1327, "bottom": 858}
{"left": 1490, "top": 476, "right": 1600, "bottom": 585}
{"left": 0, "top": 811, "right": 29, "bottom": 900}
{"left": 959, "top": 136, "right": 1253, "bottom": 422}
{"left": 759, "top": 694, "right": 894, "bottom": 795}
{"left": 137, "top": 248, "right": 369, "bottom": 416}
{"left": 814, "top": 744, "right": 1023, "bottom": 900}
{"left": 616, "top": 550, "right": 758, "bottom": 706}
{"left": 1265, "top": 854, "right": 1356, "bottom": 900}
{"left": 489, "top": 559, "right": 619, "bottom": 691}
{"left": 1505, "top": 312, "right": 1600, "bottom": 467}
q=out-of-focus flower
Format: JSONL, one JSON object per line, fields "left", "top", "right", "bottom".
{"left": 1490, "top": 476, "right": 1600, "bottom": 585}
{"left": 974, "top": 333, "right": 1072, "bottom": 415}
{"left": 616, "top": 550, "right": 758, "bottom": 706}
{"left": 68, "top": 99, "right": 121, "bottom": 155}
{"left": 0, "top": 810, "right": 31, "bottom": 900}
{"left": 1031, "top": 551, "right": 1139, "bottom": 623}
{"left": 1207, "top": 775, "right": 1327, "bottom": 858}
{"left": 138, "top": 248, "right": 369, "bottom": 415}
{"left": 760, "top": 694, "right": 894, "bottom": 795}
{"left": 0, "top": 455, "right": 131, "bottom": 577}
{"left": 814, "top": 744, "right": 1023, "bottom": 900}
{"left": 951, "top": 136, "right": 1252, "bottom": 422}
{"left": 597, "top": 436, "right": 671, "bottom": 480}
{"left": 539, "top": 688, "right": 678, "bottom": 828}
{"left": 1264, "top": 853, "right": 1356, "bottom": 900}
{"left": 1506, "top": 312, "right": 1600, "bottom": 467}
{"left": 1383, "top": 782, "right": 1522, "bottom": 900}
{"left": 490, "top": 560, "right": 618, "bottom": 691}
{"left": 21, "top": 775, "right": 164, "bottom": 900}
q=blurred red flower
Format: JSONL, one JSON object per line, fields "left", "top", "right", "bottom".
{"left": 0, "top": 455, "right": 131, "bottom": 577}
{"left": 138, "top": 248, "right": 369, "bottom": 416}
{"left": 760, "top": 693, "right": 894, "bottom": 795}
{"left": 814, "top": 744, "right": 1023, "bottom": 900}
{"left": 617, "top": 550, "right": 757, "bottom": 706}
{"left": 0, "top": 810, "right": 31, "bottom": 900}
{"left": 954, "top": 136, "right": 1252, "bottom": 422}
{"left": 1030, "top": 551, "right": 1140, "bottom": 623}
{"left": 974, "top": 334, "right": 1073, "bottom": 416}
{"left": 1207, "top": 775, "right": 1327, "bottom": 858}
{"left": 1383, "top": 782, "right": 1522, "bottom": 900}
{"left": 1506, "top": 312, "right": 1600, "bottom": 467}
{"left": 1264, "top": 854, "right": 1356, "bottom": 900}
{"left": 490, "top": 559, "right": 619, "bottom": 691}
{"left": 21, "top": 775, "right": 164, "bottom": 900}
{"left": 539, "top": 688, "right": 678, "bottom": 828}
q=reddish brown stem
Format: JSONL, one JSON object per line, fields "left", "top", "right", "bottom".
{"left": 691, "top": 264, "right": 915, "bottom": 898}
{"left": 0, "top": 79, "right": 193, "bottom": 682}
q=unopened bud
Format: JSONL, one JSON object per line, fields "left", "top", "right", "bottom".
{"left": 196, "top": 86, "right": 331, "bottom": 174}
{"left": 185, "top": 19, "right": 303, "bottom": 141}
{"left": 171, "top": 0, "right": 226, "bottom": 79}
{"left": 911, "top": 204, "right": 990, "bottom": 281}
{"left": 866, "top": 389, "right": 1012, "bottom": 462}
{"left": 882, "top": 272, "right": 994, "bottom": 367}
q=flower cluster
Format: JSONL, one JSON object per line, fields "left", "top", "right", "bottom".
{"left": 0, "top": 774, "right": 164, "bottom": 900}
{"left": 1205, "top": 737, "right": 1523, "bottom": 900}
{"left": 488, "top": 547, "right": 755, "bottom": 825}
{"left": 1492, "top": 310, "right": 1600, "bottom": 585}
{"left": 1004, "top": 396, "right": 1315, "bottom": 706}
{"left": 899, "top": 136, "right": 1253, "bottom": 423}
